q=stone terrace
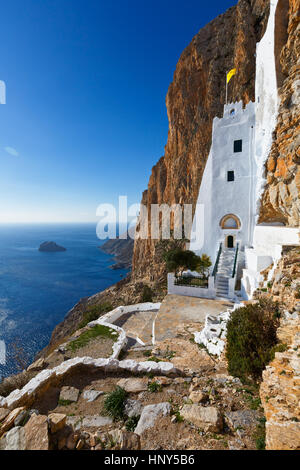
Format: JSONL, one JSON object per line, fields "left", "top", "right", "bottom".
{"left": 154, "top": 295, "right": 233, "bottom": 342}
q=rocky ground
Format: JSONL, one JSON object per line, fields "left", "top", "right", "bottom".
{"left": 0, "top": 316, "right": 265, "bottom": 451}
{"left": 1, "top": 246, "right": 299, "bottom": 451}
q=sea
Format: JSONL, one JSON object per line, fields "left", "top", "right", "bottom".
{"left": 0, "top": 223, "right": 128, "bottom": 380}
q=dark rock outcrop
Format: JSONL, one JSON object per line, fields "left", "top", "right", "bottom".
{"left": 38, "top": 242, "right": 66, "bottom": 253}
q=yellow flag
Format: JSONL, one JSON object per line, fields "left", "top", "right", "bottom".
{"left": 227, "top": 68, "right": 237, "bottom": 84}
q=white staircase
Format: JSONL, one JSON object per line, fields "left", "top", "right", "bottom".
{"left": 215, "top": 248, "right": 236, "bottom": 299}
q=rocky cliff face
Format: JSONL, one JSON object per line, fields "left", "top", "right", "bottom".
{"left": 259, "top": 0, "right": 300, "bottom": 226}
{"left": 259, "top": 247, "right": 300, "bottom": 450}
{"left": 132, "top": 0, "right": 270, "bottom": 280}
{"left": 260, "top": 310, "right": 300, "bottom": 450}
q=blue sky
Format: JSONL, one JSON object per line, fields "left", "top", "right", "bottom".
{"left": 0, "top": 0, "right": 235, "bottom": 223}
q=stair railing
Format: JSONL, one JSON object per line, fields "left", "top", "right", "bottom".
{"left": 232, "top": 243, "right": 239, "bottom": 278}
{"left": 212, "top": 243, "right": 222, "bottom": 278}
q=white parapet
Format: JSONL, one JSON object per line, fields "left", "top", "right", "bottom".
{"left": 167, "top": 273, "right": 216, "bottom": 299}
{"left": 193, "top": 303, "right": 243, "bottom": 357}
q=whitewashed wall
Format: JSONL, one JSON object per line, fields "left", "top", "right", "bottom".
{"left": 167, "top": 273, "right": 216, "bottom": 299}
{"left": 254, "top": 0, "right": 279, "bottom": 216}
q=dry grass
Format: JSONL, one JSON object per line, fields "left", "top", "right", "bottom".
{"left": 0, "top": 370, "right": 36, "bottom": 397}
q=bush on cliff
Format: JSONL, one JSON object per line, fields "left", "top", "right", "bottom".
{"left": 141, "top": 285, "right": 153, "bottom": 302}
{"left": 226, "top": 299, "right": 282, "bottom": 381}
{"left": 78, "top": 302, "right": 113, "bottom": 329}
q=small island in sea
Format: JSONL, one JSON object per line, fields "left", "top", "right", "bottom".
{"left": 38, "top": 241, "right": 66, "bottom": 252}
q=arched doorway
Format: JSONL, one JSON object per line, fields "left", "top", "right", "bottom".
{"left": 220, "top": 214, "right": 241, "bottom": 229}
{"left": 227, "top": 235, "right": 234, "bottom": 249}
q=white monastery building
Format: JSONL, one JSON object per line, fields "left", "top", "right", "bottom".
{"left": 169, "top": 0, "right": 299, "bottom": 301}
{"left": 189, "top": 101, "right": 256, "bottom": 263}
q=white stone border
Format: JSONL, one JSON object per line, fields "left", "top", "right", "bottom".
{"left": 0, "top": 357, "right": 180, "bottom": 410}
{"left": 0, "top": 303, "right": 163, "bottom": 410}
{"left": 194, "top": 303, "right": 242, "bottom": 356}
{"left": 88, "top": 302, "right": 161, "bottom": 357}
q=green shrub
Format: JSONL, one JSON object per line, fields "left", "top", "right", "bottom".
{"left": 147, "top": 356, "right": 162, "bottom": 363}
{"left": 174, "top": 411, "right": 184, "bottom": 423}
{"left": 141, "top": 285, "right": 153, "bottom": 303}
{"left": 254, "top": 417, "right": 266, "bottom": 450}
{"left": 58, "top": 399, "right": 73, "bottom": 406}
{"left": 78, "top": 302, "right": 113, "bottom": 329}
{"left": 255, "top": 436, "right": 266, "bottom": 450}
{"left": 104, "top": 386, "right": 127, "bottom": 420}
{"left": 143, "top": 350, "right": 152, "bottom": 357}
{"left": 226, "top": 299, "right": 281, "bottom": 381}
{"left": 246, "top": 395, "right": 261, "bottom": 410}
{"left": 148, "top": 381, "right": 162, "bottom": 393}
{"left": 67, "top": 324, "right": 117, "bottom": 352}
{"left": 269, "top": 342, "right": 288, "bottom": 361}
{"left": 125, "top": 415, "right": 140, "bottom": 432}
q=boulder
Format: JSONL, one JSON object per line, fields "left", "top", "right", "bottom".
{"left": 24, "top": 414, "right": 49, "bottom": 450}
{"left": 225, "top": 410, "right": 259, "bottom": 434}
{"left": 14, "top": 410, "right": 30, "bottom": 427}
{"left": 0, "top": 426, "right": 26, "bottom": 450}
{"left": 152, "top": 376, "right": 173, "bottom": 386}
{"left": 59, "top": 386, "right": 79, "bottom": 403}
{"left": 120, "top": 431, "right": 141, "bottom": 450}
{"left": 188, "top": 391, "right": 207, "bottom": 404}
{"left": 107, "top": 429, "right": 141, "bottom": 450}
{"left": 180, "top": 405, "right": 223, "bottom": 432}
{"left": 0, "top": 408, "right": 10, "bottom": 422}
{"left": 66, "top": 415, "right": 113, "bottom": 431}
{"left": 117, "top": 378, "right": 148, "bottom": 393}
{"left": 124, "top": 399, "right": 143, "bottom": 418}
{"left": 66, "top": 416, "right": 82, "bottom": 431}
{"left": 27, "top": 357, "right": 46, "bottom": 372}
{"left": 48, "top": 413, "right": 67, "bottom": 434}
{"left": 82, "top": 416, "right": 113, "bottom": 428}
{"left": 99, "top": 429, "right": 141, "bottom": 450}
{"left": 82, "top": 390, "right": 104, "bottom": 402}
{"left": 0, "top": 407, "right": 26, "bottom": 437}
{"left": 135, "top": 402, "right": 171, "bottom": 436}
